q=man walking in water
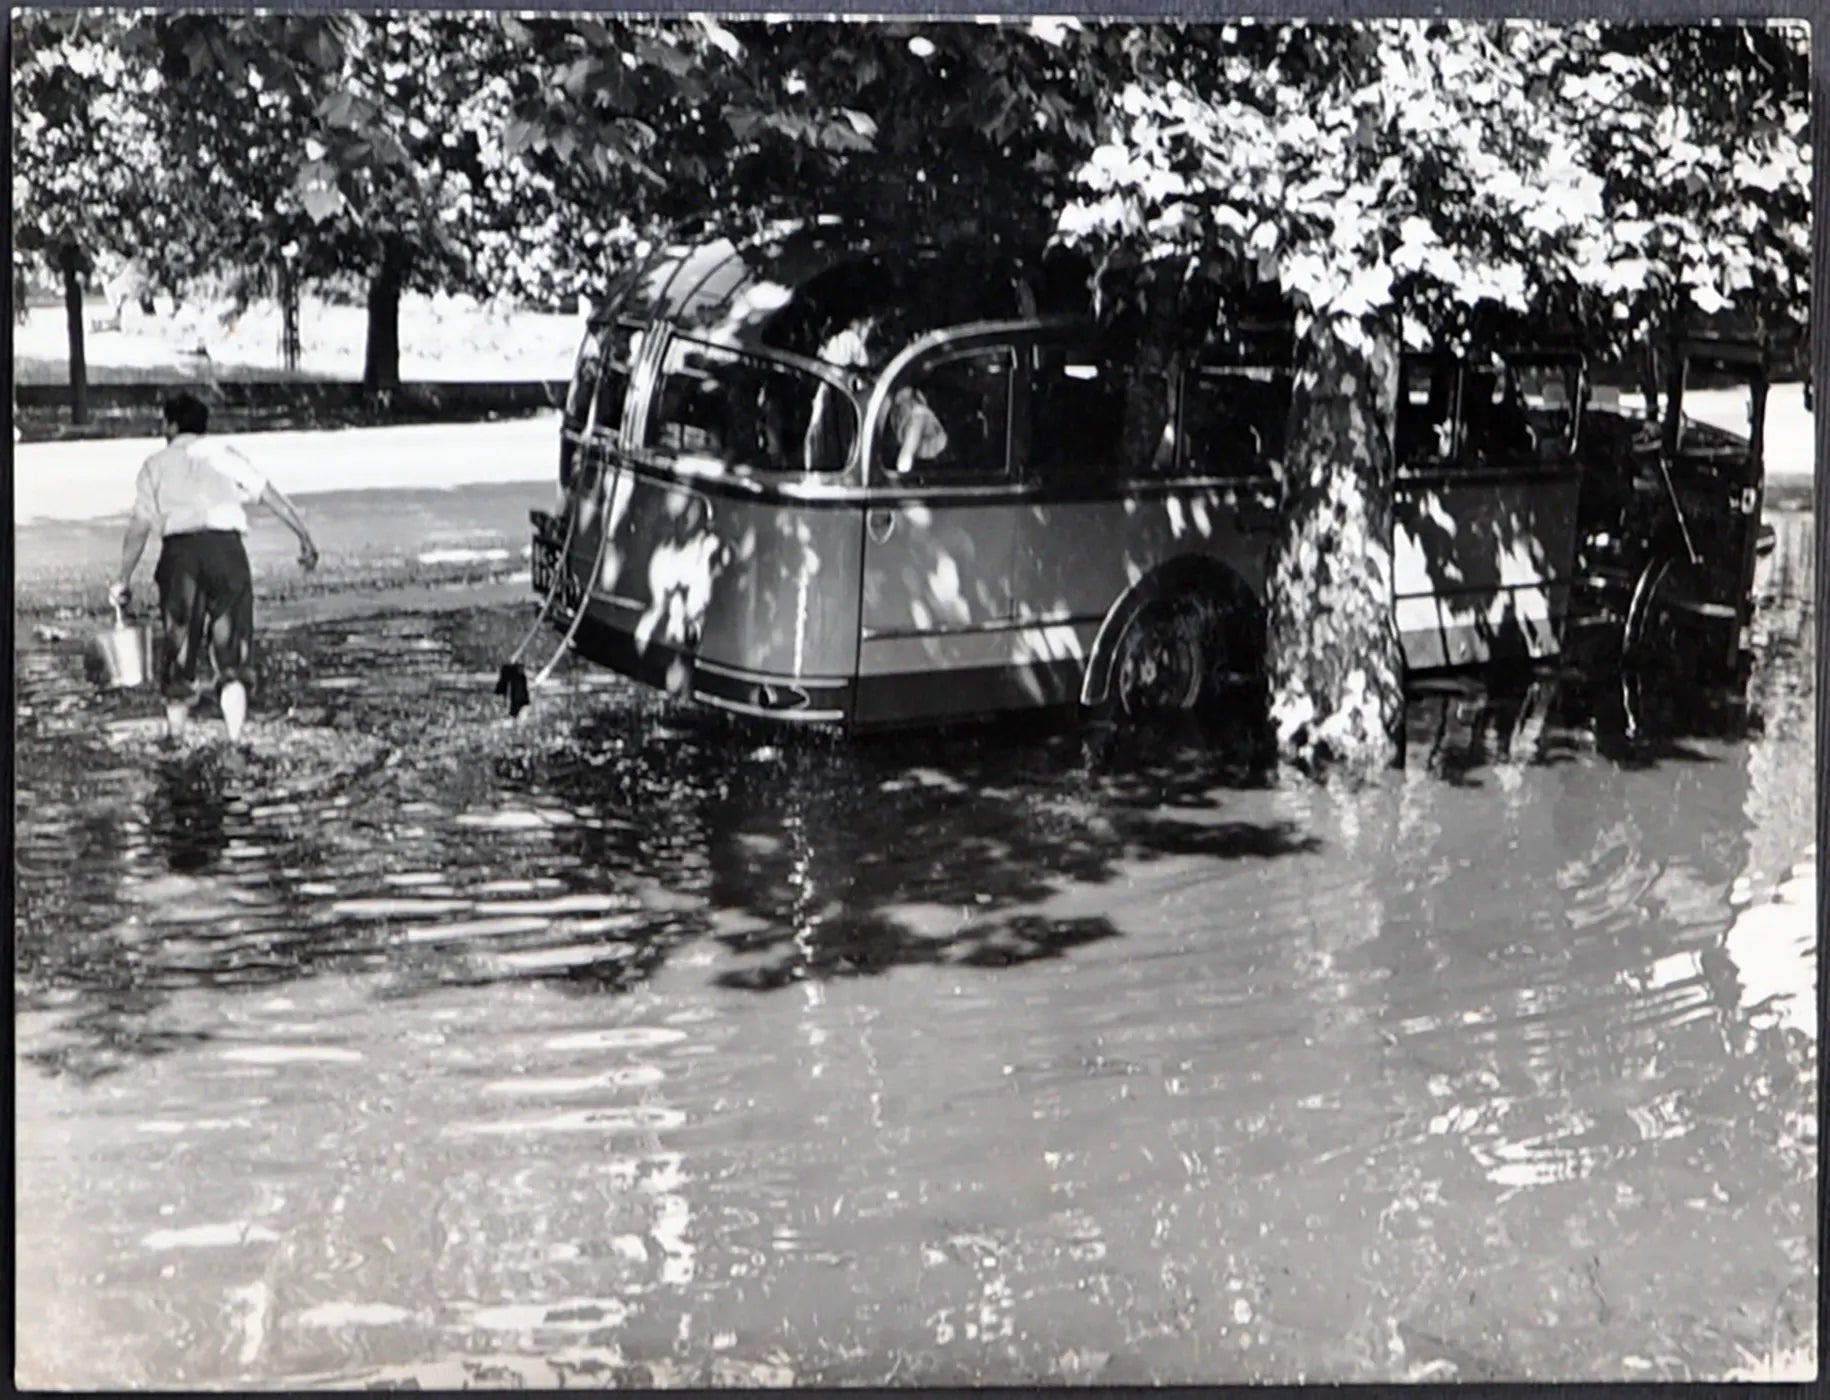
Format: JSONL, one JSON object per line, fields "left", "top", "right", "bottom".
{"left": 110, "top": 392, "right": 319, "bottom": 742}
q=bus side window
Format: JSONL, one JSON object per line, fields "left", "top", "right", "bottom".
{"left": 1509, "top": 359, "right": 1581, "bottom": 459}
{"left": 591, "top": 323, "right": 644, "bottom": 440}
{"left": 1396, "top": 357, "right": 1456, "bottom": 465}
{"left": 1181, "top": 364, "right": 1289, "bottom": 478}
{"left": 648, "top": 339, "right": 855, "bottom": 474}
{"left": 1025, "top": 348, "right": 1128, "bottom": 482}
{"left": 1463, "top": 365, "right": 1537, "bottom": 463}
{"left": 879, "top": 348, "right": 1014, "bottom": 483}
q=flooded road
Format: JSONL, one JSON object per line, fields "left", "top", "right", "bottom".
{"left": 12, "top": 510, "right": 1818, "bottom": 1387}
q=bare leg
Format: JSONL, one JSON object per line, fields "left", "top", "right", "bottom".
{"left": 220, "top": 680, "right": 248, "bottom": 743}
{"left": 165, "top": 699, "right": 189, "bottom": 737}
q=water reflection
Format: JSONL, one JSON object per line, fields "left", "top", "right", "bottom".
{"left": 12, "top": 509, "right": 1818, "bottom": 1386}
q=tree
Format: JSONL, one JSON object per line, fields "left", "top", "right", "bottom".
{"left": 1550, "top": 22, "right": 1810, "bottom": 403}
{"left": 127, "top": 12, "right": 497, "bottom": 391}
{"left": 29, "top": 13, "right": 612, "bottom": 391}
{"left": 10, "top": 9, "right": 164, "bottom": 422}
{"left": 501, "top": 17, "right": 1120, "bottom": 249}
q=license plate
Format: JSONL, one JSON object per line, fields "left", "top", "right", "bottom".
{"left": 530, "top": 533, "right": 582, "bottom": 610}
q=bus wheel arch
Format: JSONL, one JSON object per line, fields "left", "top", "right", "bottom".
{"left": 1081, "top": 559, "right": 1267, "bottom": 717}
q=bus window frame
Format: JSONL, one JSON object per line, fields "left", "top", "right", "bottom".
{"left": 637, "top": 331, "right": 867, "bottom": 482}
{"left": 1499, "top": 350, "right": 1587, "bottom": 464}
{"left": 582, "top": 318, "right": 652, "bottom": 444}
{"left": 862, "top": 320, "right": 1062, "bottom": 491}
{"left": 1177, "top": 359, "right": 1293, "bottom": 482}
{"left": 1396, "top": 352, "right": 1464, "bottom": 474}
{"left": 565, "top": 326, "right": 606, "bottom": 429}
{"left": 1024, "top": 329, "right": 1134, "bottom": 486}
{"left": 1397, "top": 350, "right": 1587, "bottom": 475}
{"left": 1667, "top": 346, "right": 1767, "bottom": 476}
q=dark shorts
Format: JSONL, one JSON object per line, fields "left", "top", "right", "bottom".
{"left": 154, "top": 530, "right": 255, "bottom": 700}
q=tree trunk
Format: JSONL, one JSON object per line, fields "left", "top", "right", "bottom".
{"left": 279, "top": 264, "right": 301, "bottom": 373}
{"left": 1264, "top": 311, "right": 1405, "bottom": 777}
{"left": 59, "top": 242, "right": 88, "bottom": 426}
{"left": 1638, "top": 339, "right": 1661, "bottom": 424}
{"left": 362, "top": 238, "right": 408, "bottom": 393}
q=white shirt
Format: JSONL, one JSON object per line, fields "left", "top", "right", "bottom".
{"left": 131, "top": 434, "right": 268, "bottom": 535}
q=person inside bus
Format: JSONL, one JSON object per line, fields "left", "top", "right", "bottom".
{"left": 886, "top": 381, "right": 948, "bottom": 474}
{"left": 802, "top": 319, "right": 873, "bottom": 470}
{"left": 805, "top": 317, "right": 947, "bottom": 474}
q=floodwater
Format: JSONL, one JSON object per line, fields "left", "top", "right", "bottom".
{"left": 12, "top": 509, "right": 1819, "bottom": 1388}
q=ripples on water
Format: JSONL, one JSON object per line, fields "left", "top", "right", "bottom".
{"left": 12, "top": 512, "right": 1818, "bottom": 1387}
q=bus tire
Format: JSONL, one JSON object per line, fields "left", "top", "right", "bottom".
{"left": 1108, "top": 586, "right": 1261, "bottom": 720}
{"left": 1621, "top": 552, "right": 1735, "bottom": 684}
{"left": 1111, "top": 592, "right": 1210, "bottom": 714}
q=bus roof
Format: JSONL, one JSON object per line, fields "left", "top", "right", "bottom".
{"left": 588, "top": 222, "right": 1084, "bottom": 363}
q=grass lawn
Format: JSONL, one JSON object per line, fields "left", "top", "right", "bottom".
{"left": 11, "top": 291, "right": 583, "bottom": 441}
{"left": 12, "top": 289, "right": 581, "bottom": 386}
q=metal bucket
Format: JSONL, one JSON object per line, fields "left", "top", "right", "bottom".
{"left": 90, "top": 606, "right": 158, "bottom": 689}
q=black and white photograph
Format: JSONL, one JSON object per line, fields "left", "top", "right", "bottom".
{"left": 9, "top": 8, "right": 1818, "bottom": 1388}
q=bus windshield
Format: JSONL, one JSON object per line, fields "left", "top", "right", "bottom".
{"left": 646, "top": 338, "right": 857, "bottom": 474}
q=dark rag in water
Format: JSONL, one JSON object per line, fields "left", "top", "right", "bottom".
{"left": 495, "top": 662, "right": 531, "bottom": 717}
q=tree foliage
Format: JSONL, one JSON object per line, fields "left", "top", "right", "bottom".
{"left": 11, "top": 8, "right": 167, "bottom": 419}
{"left": 11, "top": 9, "right": 157, "bottom": 266}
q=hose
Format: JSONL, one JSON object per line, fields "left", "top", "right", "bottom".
{"left": 531, "top": 515, "right": 613, "bottom": 691}
{"left": 501, "top": 500, "right": 579, "bottom": 668}
{"left": 496, "top": 464, "right": 615, "bottom": 715}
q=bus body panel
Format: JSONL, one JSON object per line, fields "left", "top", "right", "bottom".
{"left": 854, "top": 498, "right": 1017, "bottom": 725}
{"left": 850, "top": 484, "right": 1278, "bottom": 726}
{"left": 1392, "top": 468, "right": 1584, "bottom": 670}
{"left": 1010, "top": 486, "right": 1278, "bottom": 632}
{"left": 564, "top": 458, "right": 864, "bottom": 721}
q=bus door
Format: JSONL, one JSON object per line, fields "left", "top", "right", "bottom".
{"left": 1393, "top": 352, "right": 1586, "bottom": 670}
{"left": 1002, "top": 332, "right": 1176, "bottom": 711}
{"left": 853, "top": 333, "right": 1022, "bottom": 725}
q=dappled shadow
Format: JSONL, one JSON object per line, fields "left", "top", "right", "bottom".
{"left": 713, "top": 913, "right": 1124, "bottom": 991}
{"left": 529, "top": 704, "right": 1318, "bottom": 993}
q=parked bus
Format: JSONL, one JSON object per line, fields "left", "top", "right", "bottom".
{"left": 527, "top": 223, "right": 1714, "bottom": 730}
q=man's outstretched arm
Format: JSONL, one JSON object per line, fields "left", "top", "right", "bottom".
{"left": 115, "top": 518, "right": 153, "bottom": 601}
{"left": 260, "top": 481, "right": 320, "bottom": 569}
{"left": 114, "top": 465, "right": 158, "bottom": 603}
